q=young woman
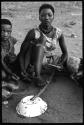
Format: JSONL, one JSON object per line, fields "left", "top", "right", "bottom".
{"left": 19, "top": 4, "right": 82, "bottom": 87}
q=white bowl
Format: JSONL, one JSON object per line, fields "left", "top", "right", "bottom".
{"left": 16, "top": 95, "right": 47, "bottom": 117}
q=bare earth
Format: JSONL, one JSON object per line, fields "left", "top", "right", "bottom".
{"left": 1, "top": 2, "right": 83, "bottom": 123}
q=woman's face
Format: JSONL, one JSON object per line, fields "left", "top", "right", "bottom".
{"left": 39, "top": 8, "right": 54, "bottom": 26}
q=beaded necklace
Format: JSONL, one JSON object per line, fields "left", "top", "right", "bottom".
{"left": 39, "top": 24, "right": 53, "bottom": 34}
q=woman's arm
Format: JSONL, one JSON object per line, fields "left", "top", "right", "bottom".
{"left": 19, "top": 29, "right": 35, "bottom": 74}
{"left": 58, "top": 34, "right": 68, "bottom": 65}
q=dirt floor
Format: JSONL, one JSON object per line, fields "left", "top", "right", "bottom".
{"left": 2, "top": 75, "right": 83, "bottom": 123}
{"left": 1, "top": 1, "right": 83, "bottom": 123}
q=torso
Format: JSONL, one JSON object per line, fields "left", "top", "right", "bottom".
{"left": 34, "top": 26, "right": 62, "bottom": 56}
{"left": 1, "top": 37, "right": 17, "bottom": 58}
{"left": 2, "top": 40, "right": 10, "bottom": 55}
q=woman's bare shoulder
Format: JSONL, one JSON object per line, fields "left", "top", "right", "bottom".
{"left": 55, "top": 27, "right": 63, "bottom": 39}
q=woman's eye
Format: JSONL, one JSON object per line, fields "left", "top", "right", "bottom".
{"left": 41, "top": 13, "right": 53, "bottom": 18}
{"left": 41, "top": 14, "right": 45, "bottom": 17}
{"left": 48, "top": 14, "right": 52, "bottom": 17}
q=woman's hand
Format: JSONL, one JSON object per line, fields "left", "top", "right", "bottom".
{"left": 57, "top": 54, "right": 67, "bottom": 66}
{"left": 11, "top": 73, "right": 20, "bottom": 80}
{"left": 21, "top": 71, "right": 28, "bottom": 78}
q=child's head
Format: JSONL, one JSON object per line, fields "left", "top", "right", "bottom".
{"left": 1, "top": 19, "right": 12, "bottom": 41}
{"left": 39, "top": 4, "right": 55, "bottom": 25}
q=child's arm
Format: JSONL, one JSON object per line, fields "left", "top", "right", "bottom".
{"left": 2, "top": 56, "right": 19, "bottom": 80}
{"left": 8, "top": 37, "right": 17, "bottom": 62}
{"left": 1, "top": 49, "right": 12, "bottom": 74}
{"left": 58, "top": 34, "right": 68, "bottom": 65}
{"left": 2, "top": 57, "right": 13, "bottom": 75}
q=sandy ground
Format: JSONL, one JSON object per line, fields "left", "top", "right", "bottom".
{"left": 2, "top": 75, "right": 83, "bottom": 123}
{"left": 1, "top": 1, "right": 83, "bottom": 123}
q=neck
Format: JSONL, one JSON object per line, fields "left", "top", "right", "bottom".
{"left": 41, "top": 23, "right": 52, "bottom": 29}
{"left": 39, "top": 23, "right": 53, "bottom": 34}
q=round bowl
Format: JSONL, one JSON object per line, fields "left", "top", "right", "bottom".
{"left": 16, "top": 95, "right": 47, "bottom": 117}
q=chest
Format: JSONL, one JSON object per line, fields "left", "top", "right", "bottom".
{"left": 1, "top": 39, "right": 14, "bottom": 57}
{"left": 42, "top": 31, "right": 58, "bottom": 50}
{"left": 45, "top": 36, "right": 57, "bottom": 48}
{"left": 2, "top": 41, "right": 10, "bottom": 53}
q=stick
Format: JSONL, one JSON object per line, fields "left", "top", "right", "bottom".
{"left": 30, "top": 70, "right": 55, "bottom": 101}
{"left": 48, "top": 64, "right": 63, "bottom": 71}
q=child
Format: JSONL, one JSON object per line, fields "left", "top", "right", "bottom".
{"left": 1, "top": 19, "right": 19, "bottom": 81}
{"left": 19, "top": 4, "right": 83, "bottom": 87}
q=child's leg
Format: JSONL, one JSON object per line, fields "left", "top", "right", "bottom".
{"left": 10, "top": 55, "right": 21, "bottom": 75}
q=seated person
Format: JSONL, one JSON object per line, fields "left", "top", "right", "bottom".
{"left": 19, "top": 4, "right": 83, "bottom": 87}
{"left": 1, "top": 19, "right": 19, "bottom": 81}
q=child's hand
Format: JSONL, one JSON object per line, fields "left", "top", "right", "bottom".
{"left": 2, "top": 59, "right": 13, "bottom": 75}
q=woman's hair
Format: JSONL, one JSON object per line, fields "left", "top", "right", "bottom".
{"left": 39, "top": 4, "right": 55, "bottom": 14}
{"left": 1, "top": 19, "right": 12, "bottom": 26}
